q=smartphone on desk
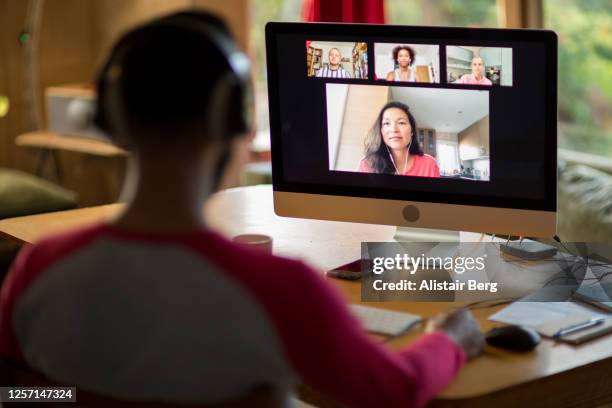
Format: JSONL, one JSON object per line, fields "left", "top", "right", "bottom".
{"left": 326, "top": 259, "right": 372, "bottom": 280}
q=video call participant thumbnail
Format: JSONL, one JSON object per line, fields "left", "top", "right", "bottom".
{"left": 358, "top": 101, "right": 440, "bottom": 177}
{"left": 456, "top": 57, "right": 492, "bottom": 86}
{"left": 307, "top": 41, "right": 369, "bottom": 79}
{"left": 386, "top": 45, "right": 420, "bottom": 82}
{"left": 447, "top": 46, "right": 513, "bottom": 86}
{"left": 317, "top": 47, "right": 352, "bottom": 78}
{"left": 374, "top": 43, "right": 440, "bottom": 83}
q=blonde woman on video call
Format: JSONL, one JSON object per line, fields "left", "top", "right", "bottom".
{"left": 386, "top": 45, "right": 420, "bottom": 82}
{"left": 358, "top": 101, "right": 440, "bottom": 177}
{"left": 457, "top": 56, "right": 492, "bottom": 85}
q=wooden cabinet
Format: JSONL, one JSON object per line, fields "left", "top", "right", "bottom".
{"left": 458, "top": 116, "right": 489, "bottom": 160}
{"left": 417, "top": 128, "right": 436, "bottom": 157}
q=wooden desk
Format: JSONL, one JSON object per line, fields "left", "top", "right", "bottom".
{"left": 0, "top": 185, "right": 611, "bottom": 407}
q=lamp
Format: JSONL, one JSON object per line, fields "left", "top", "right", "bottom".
{"left": 0, "top": 95, "right": 9, "bottom": 118}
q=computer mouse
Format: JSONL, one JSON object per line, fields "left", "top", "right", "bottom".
{"left": 485, "top": 325, "right": 541, "bottom": 352}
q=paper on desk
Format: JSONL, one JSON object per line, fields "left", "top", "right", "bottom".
{"left": 489, "top": 302, "right": 611, "bottom": 328}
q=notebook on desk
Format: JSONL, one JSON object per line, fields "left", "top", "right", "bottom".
{"left": 490, "top": 302, "right": 612, "bottom": 345}
{"left": 536, "top": 314, "right": 612, "bottom": 345}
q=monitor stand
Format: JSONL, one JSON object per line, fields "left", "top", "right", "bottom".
{"left": 392, "top": 227, "right": 460, "bottom": 258}
{"left": 393, "top": 226, "right": 460, "bottom": 242}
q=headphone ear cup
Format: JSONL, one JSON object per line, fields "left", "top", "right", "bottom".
{"left": 94, "top": 43, "right": 126, "bottom": 140}
{"left": 93, "top": 98, "right": 111, "bottom": 135}
{"left": 223, "top": 78, "right": 254, "bottom": 140}
{"left": 225, "top": 83, "right": 243, "bottom": 139}
{"left": 93, "top": 73, "right": 110, "bottom": 134}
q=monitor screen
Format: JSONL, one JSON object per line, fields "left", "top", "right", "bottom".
{"left": 265, "top": 23, "right": 557, "bottom": 213}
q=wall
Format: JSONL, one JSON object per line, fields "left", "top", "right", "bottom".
{"left": 0, "top": 0, "right": 31, "bottom": 170}
{"left": 334, "top": 85, "right": 389, "bottom": 171}
{"left": 0, "top": 0, "right": 250, "bottom": 206}
{"left": 479, "top": 47, "right": 502, "bottom": 66}
{"left": 501, "top": 47, "right": 513, "bottom": 86}
{"left": 326, "top": 84, "right": 349, "bottom": 169}
{"left": 94, "top": 0, "right": 250, "bottom": 64}
{"left": 0, "top": 0, "right": 97, "bottom": 174}
{"left": 436, "top": 132, "right": 458, "bottom": 142}
{"left": 93, "top": 0, "right": 190, "bottom": 66}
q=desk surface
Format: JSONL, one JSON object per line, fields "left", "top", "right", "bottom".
{"left": 1, "top": 185, "right": 611, "bottom": 407}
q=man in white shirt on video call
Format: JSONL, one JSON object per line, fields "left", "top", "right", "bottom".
{"left": 316, "top": 47, "right": 352, "bottom": 78}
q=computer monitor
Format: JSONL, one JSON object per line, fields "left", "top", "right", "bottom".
{"left": 265, "top": 23, "right": 557, "bottom": 238}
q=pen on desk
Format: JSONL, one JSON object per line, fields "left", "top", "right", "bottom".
{"left": 552, "top": 317, "right": 607, "bottom": 339}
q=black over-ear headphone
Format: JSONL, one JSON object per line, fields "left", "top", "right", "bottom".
{"left": 93, "top": 13, "right": 253, "bottom": 143}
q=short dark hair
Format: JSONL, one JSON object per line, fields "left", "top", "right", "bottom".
{"left": 392, "top": 45, "right": 416, "bottom": 66}
{"left": 363, "top": 101, "right": 423, "bottom": 174}
{"left": 96, "top": 11, "right": 236, "bottom": 144}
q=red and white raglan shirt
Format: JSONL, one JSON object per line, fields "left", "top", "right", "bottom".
{"left": 0, "top": 224, "right": 465, "bottom": 407}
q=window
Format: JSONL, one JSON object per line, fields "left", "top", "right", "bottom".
{"left": 437, "top": 141, "right": 460, "bottom": 176}
{"left": 544, "top": 0, "right": 612, "bottom": 158}
{"left": 250, "top": 0, "right": 301, "bottom": 151}
{"left": 386, "top": 0, "right": 498, "bottom": 27}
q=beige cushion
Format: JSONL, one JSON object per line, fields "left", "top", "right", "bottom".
{"left": 0, "top": 168, "right": 77, "bottom": 219}
{"left": 558, "top": 164, "right": 612, "bottom": 241}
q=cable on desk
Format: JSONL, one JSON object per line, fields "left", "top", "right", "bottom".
{"left": 456, "top": 297, "right": 519, "bottom": 311}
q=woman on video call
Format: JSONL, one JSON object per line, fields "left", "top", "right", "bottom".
{"left": 457, "top": 56, "right": 492, "bottom": 85}
{"left": 358, "top": 101, "right": 440, "bottom": 177}
{"left": 386, "top": 45, "right": 420, "bottom": 82}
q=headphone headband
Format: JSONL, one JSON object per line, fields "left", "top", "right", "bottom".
{"left": 94, "top": 13, "right": 253, "bottom": 143}
{"left": 152, "top": 17, "right": 251, "bottom": 83}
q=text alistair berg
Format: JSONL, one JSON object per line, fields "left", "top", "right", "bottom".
{"left": 371, "top": 254, "right": 498, "bottom": 293}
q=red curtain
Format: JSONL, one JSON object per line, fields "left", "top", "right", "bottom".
{"left": 302, "top": 0, "right": 385, "bottom": 24}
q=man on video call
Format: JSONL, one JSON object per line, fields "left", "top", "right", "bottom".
{"left": 316, "top": 47, "right": 352, "bottom": 78}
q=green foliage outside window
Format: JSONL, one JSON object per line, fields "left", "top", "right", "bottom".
{"left": 546, "top": 0, "right": 612, "bottom": 157}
